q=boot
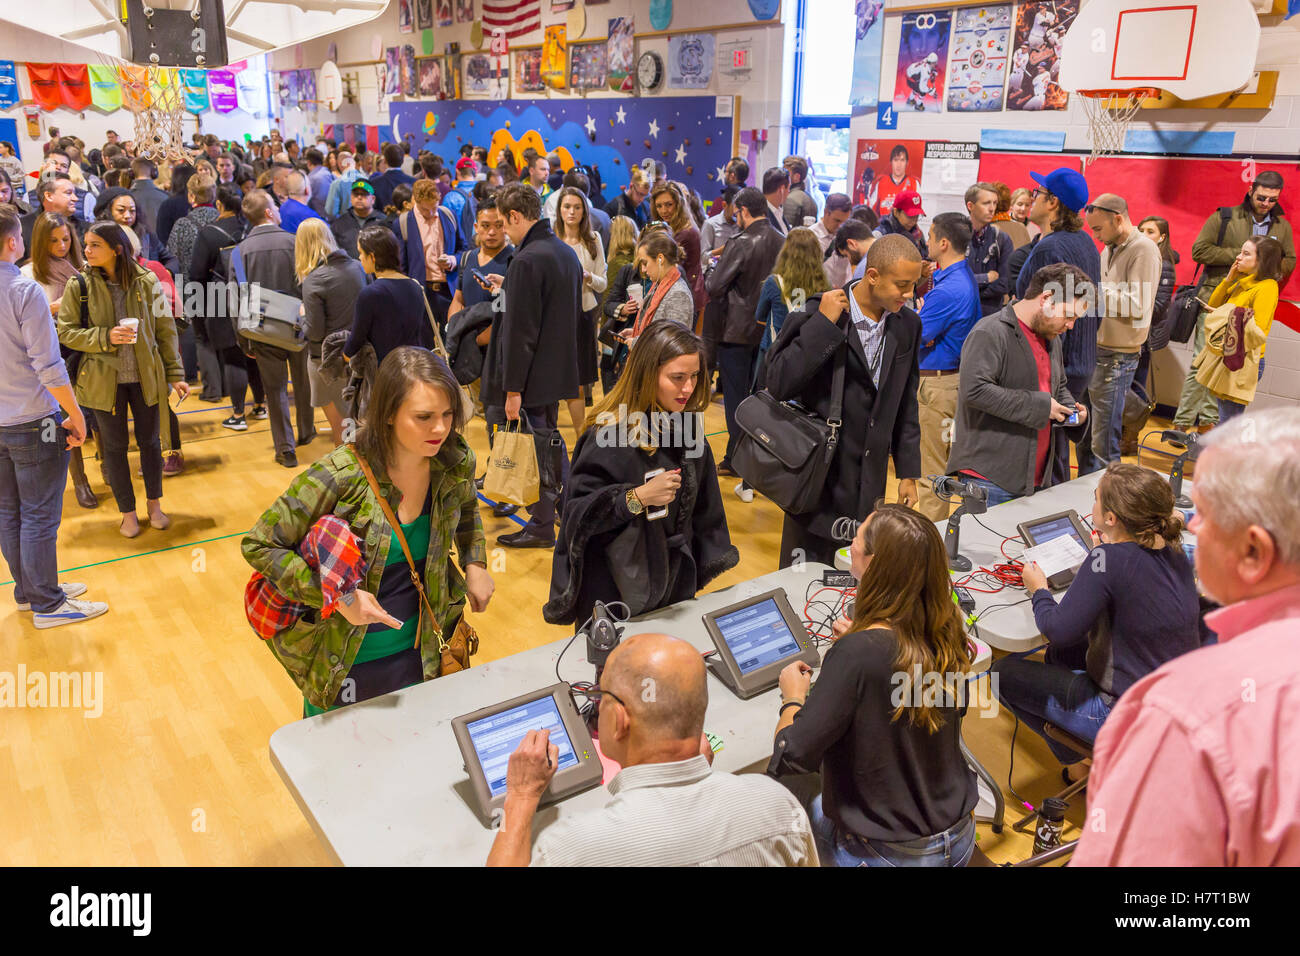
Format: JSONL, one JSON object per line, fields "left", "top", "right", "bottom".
{"left": 69, "top": 448, "right": 99, "bottom": 509}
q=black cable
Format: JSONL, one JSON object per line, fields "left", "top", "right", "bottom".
{"left": 970, "top": 513, "right": 1011, "bottom": 541}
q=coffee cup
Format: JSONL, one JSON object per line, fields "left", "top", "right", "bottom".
{"left": 627, "top": 283, "right": 643, "bottom": 305}
{"left": 119, "top": 317, "right": 139, "bottom": 343}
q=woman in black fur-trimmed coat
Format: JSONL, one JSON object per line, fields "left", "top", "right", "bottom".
{"left": 544, "top": 323, "right": 738, "bottom": 628}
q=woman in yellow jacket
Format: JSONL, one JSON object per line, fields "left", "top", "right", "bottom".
{"left": 57, "top": 222, "right": 189, "bottom": 538}
{"left": 1194, "top": 236, "right": 1282, "bottom": 424}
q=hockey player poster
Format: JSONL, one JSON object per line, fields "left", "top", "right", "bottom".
{"left": 851, "top": 137, "right": 925, "bottom": 217}
{"left": 892, "top": 9, "right": 951, "bottom": 114}
{"left": 1006, "top": 0, "right": 1076, "bottom": 111}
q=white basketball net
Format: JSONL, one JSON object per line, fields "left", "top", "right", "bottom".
{"left": 1079, "top": 90, "right": 1153, "bottom": 167}
{"left": 96, "top": 55, "right": 192, "bottom": 165}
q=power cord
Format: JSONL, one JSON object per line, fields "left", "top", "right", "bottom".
{"left": 556, "top": 601, "right": 632, "bottom": 715}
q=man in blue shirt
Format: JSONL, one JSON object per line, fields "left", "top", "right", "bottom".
{"left": 442, "top": 157, "right": 480, "bottom": 241}
{"left": 303, "top": 148, "right": 335, "bottom": 219}
{"left": 965, "top": 182, "right": 1013, "bottom": 316}
{"left": 917, "top": 212, "right": 982, "bottom": 521}
{"left": 0, "top": 209, "right": 108, "bottom": 628}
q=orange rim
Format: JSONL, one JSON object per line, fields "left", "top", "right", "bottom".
{"left": 1077, "top": 88, "right": 1161, "bottom": 101}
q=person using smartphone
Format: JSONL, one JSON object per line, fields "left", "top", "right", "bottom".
{"left": 544, "top": 323, "right": 738, "bottom": 629}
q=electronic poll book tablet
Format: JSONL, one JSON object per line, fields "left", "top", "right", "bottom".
{"left": 1017, "top": 510, "right": 1095, "bottom": 591}
{"left": 702, "top": 589, "right": 820, "bottom": 700}
{"left": 452, "top": 683, "right": 603, "bottom": 823}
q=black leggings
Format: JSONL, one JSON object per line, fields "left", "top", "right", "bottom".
{"left": 94, "top": 382, "right": 162, "bottom": 513}
{"left": 222, "top": 346, "right": 266, "bottom": 416}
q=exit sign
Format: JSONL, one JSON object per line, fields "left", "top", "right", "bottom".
{"left": 732, "top": 49, "right": 749, "bottom": 69}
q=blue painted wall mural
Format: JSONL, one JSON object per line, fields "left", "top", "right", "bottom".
{"left": 387, "top": 96, "right": 735, "bottom": 204}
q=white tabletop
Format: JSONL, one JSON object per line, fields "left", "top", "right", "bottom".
{"left": 271, "top": 563, "right": 853, "bottom": 866}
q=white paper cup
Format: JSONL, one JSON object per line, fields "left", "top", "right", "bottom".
{"left": 627, "top": 283, "right": 643, "bottom": 305}
{"left": 804, "top": 216, "right": 816, "bottom": 226}
{"left": 119, "top": 317, "right": 139, "bottom": 343}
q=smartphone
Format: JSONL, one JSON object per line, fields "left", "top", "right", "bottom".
{"left": 1063, "top": 410, "right": 1080, "bottom": 426}
{"left": 472, "top": 269, "right": 492, "bottom": 290}
{"left": 643, "top": 468, "right": 668, "bottom": 520}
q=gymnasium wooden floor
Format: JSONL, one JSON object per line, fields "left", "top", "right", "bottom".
{"left": 2, "top": 381, "right": 1181, "bottom": 866}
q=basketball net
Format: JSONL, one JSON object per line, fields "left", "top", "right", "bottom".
{"left": 99, "top": 54, "right": 191, "bottom": 165}
{"left": 1078, "top": 88, "right": 1158, "bottom": 167}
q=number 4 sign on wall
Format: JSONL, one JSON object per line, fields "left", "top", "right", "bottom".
{"left": 877, "top": 102, "right": 897, "bottom": 130}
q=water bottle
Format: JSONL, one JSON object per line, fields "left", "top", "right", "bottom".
{"left": 1033, "top": 797, "right": 1068, "bottom": 854}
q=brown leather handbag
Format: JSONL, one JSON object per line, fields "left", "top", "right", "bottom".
{"left": 352, "top": 446, "right": 479, "bottom": 675}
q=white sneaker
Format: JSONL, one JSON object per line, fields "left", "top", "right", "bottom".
{"left": 33, "top": 596, "right": 110, "bottom": 629}
{"left": 16, "top": 582, "right": 88, "bottom": 612}
{"left": 734, "top": 482, "right": 754, "bottom": 503}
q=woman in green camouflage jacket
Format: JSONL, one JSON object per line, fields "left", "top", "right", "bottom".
{"left": 243, "top": 347, "right": 494, "bottom": 715}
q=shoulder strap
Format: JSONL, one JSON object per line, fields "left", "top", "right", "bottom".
{"left": 399, "top": 210, "right": 408, "bottom": 243}
{"left": 231, "top": 244, "right": 247, "bottom": 285}
{"left": 827, "top": 340, "right": 847, "bottom": 438}
{"left": 1216, "top": 207, "right": 1233, "bottom": 246}
{"left": 349, "top": 444, "right": 439, "bottom": 652}
{"left": 408, "top": 276, "right": 451, "bottom": 358}
{"left": 74, "top": 273, "right": 88, "bottom": 330}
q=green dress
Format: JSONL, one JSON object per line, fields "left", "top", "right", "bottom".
{"left": 303, "top": 497, "right": 432, "bottom": 717}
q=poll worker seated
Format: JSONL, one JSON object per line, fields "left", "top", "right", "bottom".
{"left": 767, "top": 505, "right": 979, "bottom": 867}
{"left": 1074, "top": 409, "right": 1300, "bottom": 866}
{"left": 992, "top": 463, "right": 1203, "bottom": 780}
{"left": 945, "top": 263, "right": 1094, "bottom": 506}
{"left": 487, "top": 632, "right": 818, "bottom": 867}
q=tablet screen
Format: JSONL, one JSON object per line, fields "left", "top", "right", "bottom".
{"left": 713, "top": 598, "right": 801, "bottom": 675}
{"left": 467, "top": 695, "right": 579, "bottom": 797}
{"left": 1026, "top": 515, "right": 1090, "bottom": 559}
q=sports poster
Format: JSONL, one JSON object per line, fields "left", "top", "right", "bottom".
{"left": 1006, "top": 0, "right": 1077, "bottom": 111}
{"left": 947, "top": 4, "right": 1011, "bottom": 112}
{"left": 399, "top": 0, "right": 414, "bottom": 34}
{"left": 668, "top": 33, "right": 714, "bottom": 89}
{"left": 418, "top": 57, "right": 445, "bottom": 97}
{"left": 417, "top": 0, "right": 433, "bottom": 31}
{"left": 848, "top": 0, "right": 885, "bottom": 108}
{"left": 457, "top": 0, "right": 475, "bottom": 23}
{"left": 851, "top": 137, "right": 925, "bottom": 216}
{"left": 436, "top": 0, "right": 453, "bottom": 28}
{"left": 402, "top": 45, "right": 418, "bottom": 96}
{"left": 541, "top": 24, "right": 567, "bottom": 91}
{"left": 892, "top": 9, "right": 952, "bottom": 113}
{"left": 515, "top": 48, "right": 545, "bottom": 93}
{"left": 607, "top": 17, "right": 635, "bottom": 92}
{"left": 384, "top": 47, "right": 402, "bottom": 96}
{"left": 570, "top": 43, "right": 608, "bottom": 91}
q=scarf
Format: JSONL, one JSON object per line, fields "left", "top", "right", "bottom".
{"left": 632, "top": 266, "right": 682, "bottom": 337}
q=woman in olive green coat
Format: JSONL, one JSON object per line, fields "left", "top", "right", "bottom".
{"left": 57, "top": 222, "right": 190, "bottom": 538}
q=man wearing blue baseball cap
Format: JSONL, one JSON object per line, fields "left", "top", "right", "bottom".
{"left": 1015, "top": 167, "right": 1102, "bottom": 479}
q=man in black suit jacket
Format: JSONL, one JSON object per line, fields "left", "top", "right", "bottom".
{"left": 486, "top": 182, "right": 582, "bottom": 549}
{"left": 763, "top": 234, "right": 923, "bottom": 568}
{"left": 19, "top": 174, "right": 85, "bottom": 265}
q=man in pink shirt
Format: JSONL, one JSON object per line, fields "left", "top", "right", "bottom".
{"left": 1074, "top": 407, "right": 1300, "bottom": 866}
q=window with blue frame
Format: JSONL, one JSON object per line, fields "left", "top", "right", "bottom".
{"left": 791, "top": 0, "right": 856, "bottom": 198}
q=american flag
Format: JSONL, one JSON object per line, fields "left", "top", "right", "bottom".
{"left": 481, "top": 0, "right": 541, "bottom": 41}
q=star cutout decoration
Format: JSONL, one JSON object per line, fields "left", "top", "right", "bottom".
{"left": 584, "top": 115, "right": 596, "bottom": 136}
{"left": 716, "top": 165, "right": 727, "bottom": 183}
{"left": 615, "top": 105, "right": 627, "bottom": 124}
{"left": 675, "top": 144, "right": 687, "bottom": 165}
{"left": 648, "top": 119, "right": 659, "bottom": 138}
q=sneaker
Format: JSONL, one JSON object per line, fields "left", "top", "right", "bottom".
{"left": 33, "top": 596, "right": 110, "bottom": 629}
{"left": 17, "top": 582, "right": 88, "bottom": 612}
{"left": 252, "top": 405, "right": 269, "bottom": 420}
{"left": 734, "top": 481, "right": 754, "bottom": 503}
{"left": 275, "top": 450, "right": 299, "bottom": 468}
{"left": 162, "top": 450, "right": 185, "bottom": 476}
{"left": 222, "top": 415, "right": 248, "bottom": 431}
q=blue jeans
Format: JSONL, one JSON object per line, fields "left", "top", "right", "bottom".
{"left": 0, "top": 415, "right": 71, "bottom": 613}
{"left": 991, "top": 649, "right": 1113, "bottom": 764}
{"left": 963, "top": 476, "right": 1020, "bottom": 508}
{"left": 810, "top": 795, "right": 976, "bottom": 867}
{"left": 1088, "top": 348, "right": 1141, "bottom": 467}
{"left": 1216, "top": 358, "right": 1264, "bottom": 424}
{"left": 1054, "top": 373, "right": 1095, "bottom": 482}
{"left": 717, "top": 342, "right": 757, "bottom": 465}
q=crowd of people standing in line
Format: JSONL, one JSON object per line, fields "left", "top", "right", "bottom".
{"left": 2, "top": 123, "right": 1298, "bottom": 868}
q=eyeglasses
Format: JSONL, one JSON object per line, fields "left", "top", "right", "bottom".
{"left": 1253, "top": 195, "right": 1279, "bottom": 205}
{"left": 1030, "top": 188, "right": 1048, "bottom": 200}
{"left": 1085, "top": 203, "right": 1122, "bottom": 215}
{"left": 584, "top": 686, "right": 627, "bottom": 713}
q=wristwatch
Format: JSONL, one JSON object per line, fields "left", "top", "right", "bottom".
{"left": 625, "top": 488, "right": 645, "bottom": 516}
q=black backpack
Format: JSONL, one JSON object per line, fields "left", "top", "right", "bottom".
{"left": 1169, "top": 207, "right": 1232, "bottom": 344}
{"left": 62, "top": 273, "right": 90, "bottom": 383}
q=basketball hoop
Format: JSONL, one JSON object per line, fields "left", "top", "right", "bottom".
{"left": 1077, "top": 87, "right": 1160, "bottom": 167}
{"left": 107, "top": 58, "right": 191, "bottom": 165}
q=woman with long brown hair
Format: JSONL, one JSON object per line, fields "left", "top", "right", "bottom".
{"left": 650, "top": 180, "right": 704, "bottom": 311}
{"left": 553, "top": 185, "right": 607, "bottom": 432}
{"left": 769, "top": 504, "right": 979, "bottom": 867}
{"left": 994, "top": 463, "right": 1202, "bottom": 778}
{"left": 244, "top": 347, "right": 493, "bottom": 717}
{"left": 545, "top": 322, "right": 737, "bottom": 629}
{"left": 22, "top": 212, "right": 99, "bottom": 509}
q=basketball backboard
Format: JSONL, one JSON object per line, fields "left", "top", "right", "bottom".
{"left": 0, "top": 0, "right": 387, "bottom": 67}
{"left": 1060, "top": 0, "right": 1262, "bottom": 100}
